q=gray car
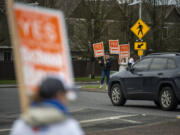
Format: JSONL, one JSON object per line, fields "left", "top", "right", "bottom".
{"left": 108, "top": 53, "right": 180, "bottom": 111}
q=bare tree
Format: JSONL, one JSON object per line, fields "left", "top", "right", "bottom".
{"left": 144, "top": 0, "right": 180, "bottom": 52}
{"left": 70, "top": 0, "right": 120, "bottom": 78}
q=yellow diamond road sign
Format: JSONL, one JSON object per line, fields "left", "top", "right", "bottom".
{"left": 131, "top": 19, "right": 150, "bottom": 39}
{"left": 134, "top": 42, "right": 147, "bottom": 50}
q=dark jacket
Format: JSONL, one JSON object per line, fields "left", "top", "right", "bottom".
{"left": 100, "top": 58, "right": 112, "bottom": 71}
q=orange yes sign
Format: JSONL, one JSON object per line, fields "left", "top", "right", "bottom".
{"left": 94, "top": 43, "right": 103, "bottom": 50}
{"left": 93, "top": 42, "right": 104, "bottom": 57}
{"left": 119, "top": 44, "right": 130, "bottom": 58}
{"left": 109, "top": 40, "right": 119, "bottom": 54}
{"left": 14, "top": 4, "right": 73, "bottom": 94}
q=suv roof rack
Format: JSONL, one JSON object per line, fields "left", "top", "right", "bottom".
{"left": 148, "top": 52, "right": 180, "bottom": 56}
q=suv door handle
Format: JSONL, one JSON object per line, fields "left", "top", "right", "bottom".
{"left": 138, "top": 74, "right": 143, "bottom": 76}
{"left": 158, "top": 73, "right": 163, "bottom": 76}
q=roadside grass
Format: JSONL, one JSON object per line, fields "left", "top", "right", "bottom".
{"left": 75, "top": 76, "right": 101, "bottom": 82}
{"left": 0, "top": 80, "right": 16, "bottom": 84}
{"left": 0, "top": 76, "right": 101, "bottom": 84}
{"left": 81, "top": 84, "right": 107, "bottom": 91}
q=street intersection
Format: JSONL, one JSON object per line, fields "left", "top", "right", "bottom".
{"left": 0, "top": 87, "right": 180, "bottom": 135}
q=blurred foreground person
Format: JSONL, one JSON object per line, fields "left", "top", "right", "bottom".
{"left": 10, "top": 77, "right": 84, "bottom": 135}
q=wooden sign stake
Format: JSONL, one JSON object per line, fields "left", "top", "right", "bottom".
{"left": 6, "top": 0, "right": 29, "bottom": 113}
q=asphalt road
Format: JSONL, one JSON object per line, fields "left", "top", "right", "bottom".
{"left": 0, "top": 87, "right": 180, "bottom": 135}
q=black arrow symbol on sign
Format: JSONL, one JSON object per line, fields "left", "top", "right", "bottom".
{"left": 137, "top": 43, "right": 143, "bottom": 49}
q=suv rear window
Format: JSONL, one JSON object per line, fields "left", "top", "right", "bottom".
{"left": 149, "top": 58, "right": 167, "bottom": 71}
{"left": 175, "top": 57, "right": 180, "bottom": 68}
{"left": 167, "top": 59, "right": 176, "bottom": 69}
{"left": 133, "top": 58, "right": 152, "bottom": 72}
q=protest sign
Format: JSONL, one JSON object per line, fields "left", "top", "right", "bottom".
{"left": 6, "top": 2, "right": 73, "bottom": 111}
{"left": 93, "top": 42, "right": 104, "bottom": 57}
{"left": 119, "top": 44, "right": 130, "bottom": 64}
{"left": 109, "top": 40, "right": 119, "bottom": 54}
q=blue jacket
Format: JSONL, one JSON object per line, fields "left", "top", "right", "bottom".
{"left": 10, "top": 99, "right": 84, "bottom": 135}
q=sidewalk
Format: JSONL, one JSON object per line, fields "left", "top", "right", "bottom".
{"left": 87, "top": 119, "right": 180, "bottom": 135}
{"left": 0, "top": 84, "right": 17, "bottom": 88}
{"left": 0, "top": 82, "right": 99, "bottom": 88}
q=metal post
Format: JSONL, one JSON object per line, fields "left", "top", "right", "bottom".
{"left": 129, "top": 0, "right": 142, "bottom": 19}
{"left": 139, "top": 0, "right": 142, "bottom": 19}
{"left": 153, "top": 0, "right": 156, "bottom": 51}
{"left": 139, "top": 0, "right": 142, "bottom": 59}
{"left": 129, "top": 0, "right": 143, "bottom": 60}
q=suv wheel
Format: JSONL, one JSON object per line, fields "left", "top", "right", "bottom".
{"left": 159, "top": 86, "right": 177, "bottom": 111}
{"left": 110, "top": 83, "right": 126, "bottom": 106}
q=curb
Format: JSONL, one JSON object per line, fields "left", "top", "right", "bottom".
{"left": 79, "top": 88, "right": 107, "bottom": 93}
{"left": 0, "top": 85, "right": 107, "bottom": 93}
{"left": 75, "top": 82, "right": 99, "bottom": 85}
{"left": 0, "top": 82, "right": 100, "bottom": 88}
{"left": 0, "top": 85, "right": 17, "bottom": 88}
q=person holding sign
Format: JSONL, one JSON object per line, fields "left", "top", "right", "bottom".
{"left": 119, "top": 57, "right": 128, "bottom": 71}
{"left": 128, "top": 53, "right": 138, "bottom": 69}
{"left": 10, "top": 77, "right": 84, "bottom": 135}
{"left": 98, "top": 54, "right": 112, "bottom": 90}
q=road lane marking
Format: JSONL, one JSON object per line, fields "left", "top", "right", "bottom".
{"left": 176, "top": 115, "right": 180, "bottom": 119}
{"left": 120, "top": 119, "right": 141, "bottom": 124}
{"left": 80, "top": 114, "right": 138, "bottom": 124}
{"left": 0, "top": 128, "right": 11, "bottom": 132}
{"left": 0, "top": 114, "right": 140, "bottom": 132}
{"left": 88, "top": 119, "right": 177, "bottom": 134}
{"left": 71, "top": 108, "right": 86, "bottom": 113}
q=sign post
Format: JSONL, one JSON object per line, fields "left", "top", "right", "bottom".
{"left": 134, "top": 41, "right": 147, "bottom": 59}
{"left": 6, "top": 0, "right": 29, "bottom": 112}
{"left": 134, "top": 41, "right": 147, "bottom": 50}
{"left": 130, "top": 19, "right": 150, "bottom": 58}
{"left": 130, "top": 19, "right": 150, "bottom": 40}
{"left": 138, "top": 50, "right": 143, "bottom": 56}
{"left": 6, "top": 2, "right": 74, "bottom": 112}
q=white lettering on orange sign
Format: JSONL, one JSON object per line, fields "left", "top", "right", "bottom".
{"left": 21, "top": 46, "right": 62, "bottom": 67}
{"left": 17, "top": 18, "right": 58, "bottom": 43}
{"left": 119, "top": 44, "right": 130, "bottom": 58}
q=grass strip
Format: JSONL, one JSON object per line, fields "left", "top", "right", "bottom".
{"left": 0, "top": 76, "right": 102, "bottom": 84}
{"left": 0, "top": 80, "right": 16, "bottom": 84}
{"left": 75, "top": 76, "right": 101, "bottom": 82}
{"left": 81, "top": 84, "right": 106, "bottom": 91}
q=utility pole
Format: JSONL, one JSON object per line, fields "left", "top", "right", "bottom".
{"left": 139, "top": 0, "right": 142, "bottom": 60}
{"left": 129, "top": 0, "right": 142, "bottom": 59}
{"left": 139, "top": 0, "right": 142, "bottom": 19}
{"left": 129, "top": 0, "right": 142, "bottom": 19}
{"left": 153, "top": 0, "right": 156, "bottom": 52}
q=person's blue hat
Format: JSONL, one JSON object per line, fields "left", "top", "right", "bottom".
{"left": 39, "top": 76, "right": 77, "bottom": 101}
{"left": 39, "top": 77, "right": 67, "bottom": 99}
